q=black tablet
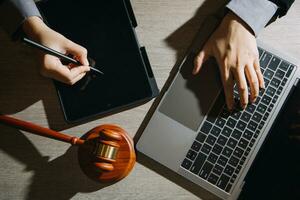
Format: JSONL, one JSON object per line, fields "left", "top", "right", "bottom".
{"left": 37, "top": 0, "right": 159, "bottom": 123}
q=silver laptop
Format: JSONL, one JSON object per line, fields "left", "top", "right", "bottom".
{"left": 136, "top": 16, "right": 300, "bottom": 200}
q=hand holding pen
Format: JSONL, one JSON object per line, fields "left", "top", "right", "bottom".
{"left": 22, "top": 16, "right": 101, "bottom": 85}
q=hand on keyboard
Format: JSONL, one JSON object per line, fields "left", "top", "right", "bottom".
{"left": 193, "top": 11, "right": 265, "bottom": 110}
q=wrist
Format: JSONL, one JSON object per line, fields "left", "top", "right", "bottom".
{"left": 22, "top": 16, "right": 48, "bottom": 41}
{"left": 222, "top": 11, "right": 255, "bottom": 36}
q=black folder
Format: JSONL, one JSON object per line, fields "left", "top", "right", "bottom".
{"left": 37, "top": 0, "right": 159, "bottom": 123}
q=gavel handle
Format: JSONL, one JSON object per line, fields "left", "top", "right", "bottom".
{"left": 0, "top": 115, "right": 85, "bottom": 145}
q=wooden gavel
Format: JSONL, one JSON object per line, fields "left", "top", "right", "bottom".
{"left": 0, "top": 115, "right": 136, "bottom": 183}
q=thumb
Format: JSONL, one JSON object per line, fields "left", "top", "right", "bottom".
{"left": 65, "top": 41, "right": 89, "bottom": 66}
{"left": 193, "top": 44, "right": 210, "bottom": 75}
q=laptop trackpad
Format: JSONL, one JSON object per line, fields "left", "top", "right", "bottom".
{"left": 159, "top": 55, "right": 222, "bottom": 131}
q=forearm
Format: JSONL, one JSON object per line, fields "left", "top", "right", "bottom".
{"left": 0, "top": 0, "right": 42, "bottom": 39}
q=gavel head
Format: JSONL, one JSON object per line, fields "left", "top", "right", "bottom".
{"left": 77, "top": 124, "right": 136, "bottom": 183}
{"left": 93, "top": 129, "right": 122, "bottom": 171}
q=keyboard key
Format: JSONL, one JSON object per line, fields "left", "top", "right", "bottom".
{"left": 229, "top": 156, "right": 239, "bottom": 167}
{"left": 190, "top": 153, "right": 207, "bottom": 174}
{"left": 243, "top": 129, "right": 254, "bottom": 140}
{"left": 231, "top": 110, "right": 242, "bottom": 120}
{"left": 230, "top": 174, "right": 237, "bottom": 183}
{"left": 276, "top": 86, "right": 283, "bottom": 95}
{"left": 222, "top": 147, "right": 233, "bottom": 158}
{"left": 275, "top": 69, "right": 285, "bottom": 79}
{"left": 233, "top": 147, "right": 244, "bottom": 157}
{"left": 272, "top": 95, "right": 279, "bottom": 104}
{"left": 286, "top": 65, "right": 295, "bottom": 77}
{"left": 247, "top": 120, "right": 258, "bottom": 131}
{"left": 268, "top": 56, "right": 280, "bottom": 71}
{"left": 208, "top": 153, "right": 218, "bottom": 164}
{"left": 224, "top": 165, "right": 234, "bottom": 176}
{"left": 262, "top": 95, "right": 272, "bottom": 105}
{"left": 244, "top": 147, "right": 251, "bottom": 156}
{"left": 226, "top": 118, "right": 237, "bottom": 129}
{"left": 217, "top": 155, "right": 228, "bottom": 167}
{"left": 232, "top": 129, "right": 242, "bottom": 140}
{"left": 187, "top": 150, "right": 197, "bottom": 160}
{"left": 211, "top": 126, "right": 221, "bottom": 137}
{"left": 238, "top": 138, "right": 249, "bottom": 149}
{"left": 181, "top": 159, "right": 192, "bottom": 170}
{"left": 199, "top": 162, "right": 213, "bottom": 179}
{"left": 226, "top": 183, "right": 233, "bottom": 192}
{"left": 281, "top": 78, "right": 288, "bottom": 86}
{"left": 235, "top": 165, "right": 242, "bottom": 174}
{"left": 260, "top": 52, "right": 272, "bottom": 69}
{"left": 227, "top": 138, "right": 238, "bottom": 149}
{"left": 220, "top": 108, "right": 230, "bottom": 119}
{"left": 270, "top": 78, "right": 281, "bottom": 88}
{"left": 264, "top": 69, "right": 274, "bottom": 80}
{"left": 221, "top": 126, "right": 232, "bottom": 137}
{"left": 208, "top": 173, "right": 219, "bottom": 185}
{"left": 264, "top": 79, "right": 270, "bottom": 87}
{"left": 257, "top": 103, "right": 267, "bottom": 114}
{"left": 201, "top": 144, "right": 212, "bottom": 154}
{"left": 191, "top": 141, "right": 201, "bottom": 151}
{"left": 267, "top": 103, "right": 274, "bottom": 112}
{"left": 217, "top": 174, "right": 230, "bottom": 190}
{"left": 217, "top": 135, "right": 228, "bottom": 146}
{"left": 252, "top": 112, "right": 262, "bottom": 123}
{"left": 236, "top": 121, "right": 247, "bottom": 131}
{"left": 213, "top": 164, "right": 224, "bottom": 176}
{"left": 200, "top": 122, "right": 213, "bottom": 134}
{"left": 279, "top": 61, "right": 290, "bottom": 71}
{"left": 246, "top": 104, "right": 256, "bottom": 113}
{"left": 240, "top": 156, "right": 247, "bottom": 165}
{"left": 266, "top": 87, "right": 276, "bottom": 97}
{"left": 216, "top": 118, "right": 226, "bottom": 128}
{"left": 241, "top": 112, "right": 251, "bottom": 122}
{"left": 212, "top": 143, "right": 223, "bottom": 155}
{"left": 206, "top": 135, "right": 217, "bottom": 146}
{"left": 196, "top": 132, "right": 207, "bottom": 143}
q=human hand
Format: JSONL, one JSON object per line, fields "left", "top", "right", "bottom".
{"left": 23, "top": 16, "right": 90, "bottom": 85}
{"left": 193, "top": 12, "right": 265, "bottom": 110}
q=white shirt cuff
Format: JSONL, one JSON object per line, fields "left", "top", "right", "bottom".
{"left": 227, "top": 0, "right": 278, "bottom": 36}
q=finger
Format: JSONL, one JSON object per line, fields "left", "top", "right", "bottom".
{"left": 253, "top": 58, "right": 265, "bottom": 89}
{"left": 69, "top": 65, "right": 90, "bottom": 79}
{"left": 245, "top": 64, "right": 259, "bottom": 103}
{"left": 219, "top": 61, "right": 234, "bottom": 110}
{"left": 41, "top": 55, "right": 74, "bottom": 84}
{"left": 69, "top": 72, "right": 86, "bottom": 85}
{"left": 232, "top": 66, "right": 249, "bottom": 108}
{"left": 41, "top": 55, "right": 89, "bottom": 84}
{"left": 65, "top": 41, "right": 89, "bottom": 66}
{"left": 193, "top": 44, "right": 210, "bottom": 75}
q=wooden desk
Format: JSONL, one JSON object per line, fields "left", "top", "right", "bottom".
{"left": 0, "top": 0, "right": 299, "bottom": 199}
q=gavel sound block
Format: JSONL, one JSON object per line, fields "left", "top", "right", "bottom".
{"left": 0, "top": 115, "right": 136, "bottom": 183}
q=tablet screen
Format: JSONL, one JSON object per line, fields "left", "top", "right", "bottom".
{"left": 38, "top": 0, "right": 155, "bottom": 122}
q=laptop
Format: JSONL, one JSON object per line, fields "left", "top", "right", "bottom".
{"left": 136, "top": 16, "right": 300, "bottom": 200}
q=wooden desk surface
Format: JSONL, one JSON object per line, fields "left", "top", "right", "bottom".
{"left": 0, "top": 1, "right": 299, "bottom": 199}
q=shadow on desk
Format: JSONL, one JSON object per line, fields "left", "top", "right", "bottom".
{"left": 0, "top": 31, "right": 71, "bottom": 130}
{"left": 0, "top": 125, "right": 106, "bottom": 200}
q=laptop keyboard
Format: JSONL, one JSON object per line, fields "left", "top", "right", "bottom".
{"left": 181, "top": 47, "right": 296, "bottom": 193}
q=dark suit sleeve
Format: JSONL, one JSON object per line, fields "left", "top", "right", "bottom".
{"left": 0, "top": 0, "right": 41, "bottom": 38}
{"left": 269, "top": 0, "right": 295, "bottom": 16}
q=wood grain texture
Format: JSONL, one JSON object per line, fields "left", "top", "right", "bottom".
{"left": 0, "top": 0, "right": 300, "bottom": 199}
